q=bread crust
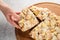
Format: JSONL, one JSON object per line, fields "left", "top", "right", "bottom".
{"left": 18, "top": 8, "right": 39, "bottom": 32}
{"left": 29, "top": 6, "right": 60, "bottom": 40}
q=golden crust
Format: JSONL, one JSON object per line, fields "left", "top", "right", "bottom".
{"left": 29, "top": 6, "right": 60, "bottom": 40}
{"left": 30, "top": 6, "right": 51, "bottom": 20}
{"left": 30, "top": 18, "right": 60, "bottom": 40}
{"left": 18, "top": 6, "right": 60, "bottom": 40}
{"left": 18, "top": 8, "right": 39, "bottom": 32}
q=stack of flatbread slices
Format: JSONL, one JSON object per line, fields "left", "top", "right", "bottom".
{"left": 18, "top": 6, "right": 60, "bottom": 40}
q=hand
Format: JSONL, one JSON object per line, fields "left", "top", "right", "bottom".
{"left": 4, "top": 11, "right": 20, "bottom": 29}
{"left": 0, "top": 0, "right": 20, "bottom": 29}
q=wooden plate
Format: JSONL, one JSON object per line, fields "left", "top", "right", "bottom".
{"left": 15, "top": 2, "right": 60, "bottom": 40}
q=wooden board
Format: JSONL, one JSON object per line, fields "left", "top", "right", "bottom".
{"left": 15, "top": 2, "right": 60, "bottom": 40}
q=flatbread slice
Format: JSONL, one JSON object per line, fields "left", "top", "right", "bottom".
{"left": 30, "top": 15, "right": 60, "bottom": 40}
{"left": 18, "top": 8, "right": 39, "bottom": 32}
{"left": 30, "top": 6, "right": 51, "bottom": 21}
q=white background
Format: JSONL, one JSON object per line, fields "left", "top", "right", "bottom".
{"left": 0, "top": 0, "right": 60, "bottom": 40}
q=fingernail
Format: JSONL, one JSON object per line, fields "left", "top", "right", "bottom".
{"left": 16, "top": 12, "right": 21, "bottom": 15}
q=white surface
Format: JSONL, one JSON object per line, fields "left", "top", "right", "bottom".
{"left": 0, "top": 0, "right": 60, "bottom": 40}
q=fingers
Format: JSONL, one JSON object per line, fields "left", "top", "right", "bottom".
{"left": 5, "top": 12, "right": 21, "bottom": 29}
{"left": 6, "top": 15, "right": 21, "bottom": 29}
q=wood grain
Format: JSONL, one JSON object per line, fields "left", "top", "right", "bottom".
{"left": 15, "top": 2, "right": 60, "bottom": 40}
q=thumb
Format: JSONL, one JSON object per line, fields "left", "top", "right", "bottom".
{"left": 11, "top": 12, "right": 20, "bottom": 22}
